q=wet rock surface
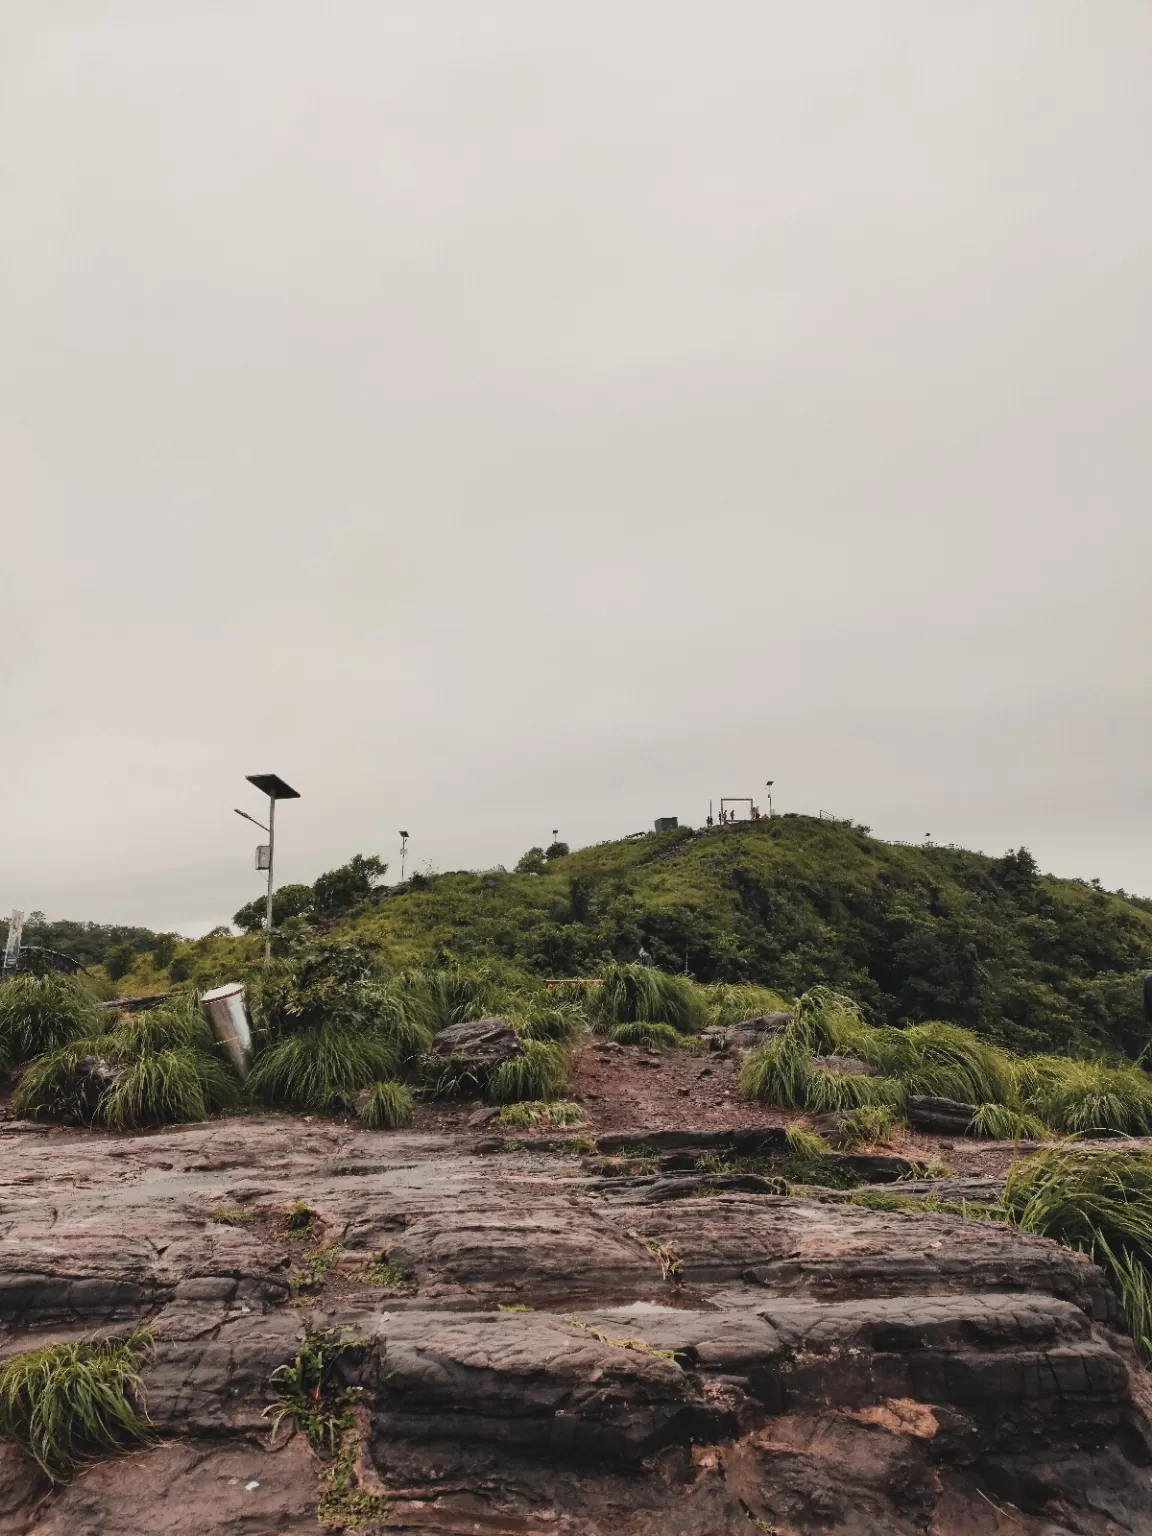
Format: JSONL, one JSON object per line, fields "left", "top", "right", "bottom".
{"left": 1, "top": 1117, "right": 1150, "bottom": 1534}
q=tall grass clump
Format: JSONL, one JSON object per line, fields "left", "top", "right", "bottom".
{"left": 398, "top": 965, "right": 504, "bottom": 1034}
{"left": 0, "top": 973, "right": 104, "bottom": 1069}
{"left": 484, "top": 1040, "right": 568, "bottom": 1104}
{"left": 0, "top": 1330, "right": 153, "bottom": 1482}
{"left": 789, "top": 986, "right": 870, "bottom": 1055}
{"left": 14, "top": 994, "right": 239, "bottom": 1130}
{"left": 803, "top": 1067, "right": 904, "bottom": 1114}
{"left": 610, "top": 1021, "right": 684, "bottom": 1050}
{"left": 1016, "top": 1057, "right": 1152, "bottom": 1137}
{"left": 999, "top": 1147, "right": 1152, "bottom": 1358}
{"left": 969, "top": 1102, "right": 1047, "bottom": 1141}
{"left": 833, "top": 1104, "right": 904, "bottom": 1150}
{"left": 510, "top": 1001, "right": 587, "bottom": 1044}
{"left": 355, "top": 1080, "right": 414, "bottom": 1129}
{"left": 740, "top": 1029, "right": 816, "bottom": 1109}
{"left": 249, "top": 1026, "right": 401, "bottom": 1113}
{"left": 591, "top": 964, "right": 705, "bottom": 1035}
{"left": 700, "top": 982, "right": 790, "bottom": 1027}
{"left": 863, "top": 1022, "right": 1016, "bottom": 1106}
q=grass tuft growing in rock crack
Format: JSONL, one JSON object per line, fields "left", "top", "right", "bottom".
{"left": 628, "top": 1230, "right": 683, "bottom": 1281}
{"left": 0, "top": 1329, "right": 153, "bottom": 1483}
{"left": 565, "top": 1318, "right": 678, "bottom": 1362}
{"left": 290, "top": 1243, "right": 342, "bottom": 1302}
{"left": 317, "top": 1433, "right": 390, "bottom": 1533}
{"left": 495, "top": 1099, "right": 586, "bottom": 1128}
{"left": 266, "top": 1329, "right": 360, "bottom": 1453}
{"left": 362, "top": 1250, "right": 414, "bottom": 1290}
{"left": 266, "top": 1331, "right": 388, "bottom": 1531}
{"left": 209, "top": 1205, "right": 251, "bottom": 1225}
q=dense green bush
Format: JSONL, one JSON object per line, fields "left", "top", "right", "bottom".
{"left": 233, "top": 883, "right": 315, "bottom": 934}
{"left": 700, "top": 981, "right": 790, "bottom": 1026}
{"left": 248, "top": 1026, "right": 401, "bottom": 1113}
{"left": 14, "top": 995, "right": 239, "bottom": 1130}
{"left": 515, "top": 847, "right": 549, "bottom": 875}
{"left": 0, "top": 973, "right": 104, "bottom": 1069}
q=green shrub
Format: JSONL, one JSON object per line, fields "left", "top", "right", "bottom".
{"left": 400, "top": 965, "right": 504, "bottom": 1033}
{"left": 592, "top": 964, "right": 705, "bottom": 1034}
{"left": 365, "top": 994, "right": 433, "bottom": 1061}
{"left": 999, "top": 1147, "right": 1152, "bottom": 1359}
{"left": 0, "top": 973, "right": 103, "bottom": 1068}
{"left": 484, "top": 1041, "right": 569, "bottom": 1104}
{"left": 419, "top": 1052, "right": 484, "bottom": 1100}
{"left": 610, "top": 1021, "right": 683, "bottom": 1050}
{"left": 248, "top": 1025, "right": 401, "bottom": 1113}
{"left": 311, "top": 854, "right": 387, "bottom": 919}
{"left": 0, "top": 1330, "right": 153, "bottom": 1482}
{"left": 355, "top": 1080, "right": 414, "bottom": 1129}
{"left": 102, "top": 1048, "right": 237, "bottom": 1131}
{"left": 233, "top": 882, "right": 315, "bottom": 934}
{"left": 495, "top": 1099, "right": 586, "bottom": 1128}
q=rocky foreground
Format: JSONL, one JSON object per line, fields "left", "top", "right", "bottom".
{"left": 1, "top": 1115, "right": 1151, "bottom": 1535}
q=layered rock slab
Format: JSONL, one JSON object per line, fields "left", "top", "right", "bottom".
{"left": 0, "top": 1117, "right": 1149, "bottom": 1535}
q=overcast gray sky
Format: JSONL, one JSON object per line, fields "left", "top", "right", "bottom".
{"left": 2, "top": 1, "right": 1150, "bottom": 935}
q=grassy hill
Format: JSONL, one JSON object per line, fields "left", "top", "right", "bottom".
{"left": 106, "top": 814, "right": 1152, "bottom": 1060}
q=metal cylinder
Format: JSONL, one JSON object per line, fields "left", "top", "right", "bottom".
{"left": 200, "top": 983, "right": 253, "bottom": 1077}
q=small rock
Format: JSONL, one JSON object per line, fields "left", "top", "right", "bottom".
{"left": 467, "top": 1106, "right": 502, "bottom": 1128}
{"left": 698, "top": 1067, "right": 714, "bottom": 1078}
{"left": 677, "top": 1086, "right": 691, "bottom": 1096}
{"left": 432, "top": 1018, "right": 522, "bottom": 1069}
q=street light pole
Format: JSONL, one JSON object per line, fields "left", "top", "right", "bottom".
{"left": 237, "top": 774, "right": 300, "bottom": 962}
{"left": 765, "top": 780, "right": 774, "bottom": 817}
{"left": 264, "top": 795, "right": 277, "bottom": 962}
